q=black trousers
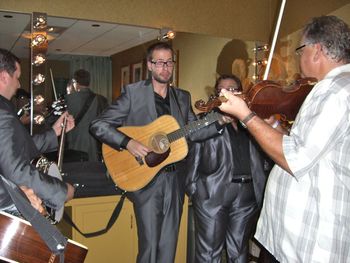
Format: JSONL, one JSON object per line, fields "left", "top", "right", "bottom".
{"left": 128, "top": 170, "right": 185, "bottom": 263}
{"left": 192, "top": 181, "right": 258, "bottom": 263}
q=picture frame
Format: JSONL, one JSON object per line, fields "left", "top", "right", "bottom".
{"left": 171, "top": 50, "right": 179, "bottom": 86}
{"left": 132, "top": 62, "right": 143, "bottom": 83}
{"left": 121, "top": 65, "right": 130, "bottom": 87}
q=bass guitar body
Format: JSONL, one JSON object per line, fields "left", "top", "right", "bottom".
{"left": 102, "top": 115, "right": 188, "bottom": 192}
{"left": 0, "top": 211, "right": 88, "bottom": 263}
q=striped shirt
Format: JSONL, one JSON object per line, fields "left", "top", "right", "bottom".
{"left": 255, "top": 64, "right": 350, "bottom": 263}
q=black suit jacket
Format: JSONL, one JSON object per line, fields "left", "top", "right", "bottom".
{"left": 66, "top": 88, "right": 109, "bottom": 161}
{"left": 0, "top": 95, "right": 67, "bottom": 210}
{"left": 185, "top": 124, "right": 268, "bottom": 208}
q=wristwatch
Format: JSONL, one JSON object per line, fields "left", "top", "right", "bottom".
{"left": 240, "top": 112, "right": 256, "bottom": 128}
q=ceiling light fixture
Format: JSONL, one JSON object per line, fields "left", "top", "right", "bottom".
{"left": 158, "top": 28, "right": 176, "bottom": 41}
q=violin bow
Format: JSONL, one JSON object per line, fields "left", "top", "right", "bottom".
{"left": 49, "top": 68, "right": 58, "bottom": 101}
{"left": 263, "top": 0, "right": 287, "bottom": 80}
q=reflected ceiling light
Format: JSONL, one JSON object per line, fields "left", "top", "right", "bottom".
{"left": 31, "top": 34, "right": 46, "bottom": 47}
{"left": 32, "top": 73, "right": 45, "bottom": 85}
{"left": 253, "top": 44, "right": 269, "bottom": 52}
{"left": 34, "top": 114, "right": 45, "bottom": 125}
{"left": 32, "top": 53, "right": 46, "bottom": 66}
{"left": 34, "top": 15, "right": 47, "bottom": 29}
{"left": 158, "top": 28, "right": 176, "bottom": 41}
{"left": 252, "top": 60, "right": 268, "bottom": 66}
{"left": 34, "top": 94, "right": 45, "bottom": 105}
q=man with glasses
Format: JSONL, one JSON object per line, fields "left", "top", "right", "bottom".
{"left": 219, "top": 16, "right": 350, "bottom": 262}
{"left": 186, "top": 74, "right": 272, "bottom": 263}
{"left": 90, "top": 42, "right": 226, "bottom": 263}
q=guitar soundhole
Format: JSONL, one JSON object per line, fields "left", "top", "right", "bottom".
{"left": 145, "top": 149, "right": 171, "bottom": 167}
{"left": 149, "top": 132, "right": 170, "bottom": 154}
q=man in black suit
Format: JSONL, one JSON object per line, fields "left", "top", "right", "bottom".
{"left": 0, "top": 48, "right": 75, "bottom": 215}
{"left": 186, "top": 74, "right": 271, "bottom": 263}
{"left": 90, "top": 42, "right": 227, "bottom": 263}
{"left": 66, "top": 69, "right": 109, "bottom": 162}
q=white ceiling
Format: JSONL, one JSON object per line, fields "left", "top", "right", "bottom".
{"left": 0, "top": 11, "right": 160, "bottom": 59}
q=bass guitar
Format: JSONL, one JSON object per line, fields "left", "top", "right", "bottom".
{"left": 0, "top": 211, "right": 88, "bottom": 263}
{"left": 102, "top": 112, "right": 221, "bottom": 191}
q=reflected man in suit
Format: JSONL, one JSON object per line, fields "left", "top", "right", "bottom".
{"left": 66, "top": 69, "right": 109, "bottom": 161}
{"left": 186, "top": 74, "right": 271, "bottom": 263}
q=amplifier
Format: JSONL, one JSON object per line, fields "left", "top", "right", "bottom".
{"left": 61, "top": 161, "right": 122, "bottom": 198}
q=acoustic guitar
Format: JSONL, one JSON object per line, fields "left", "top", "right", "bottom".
{"left": 0, "top": 211, "right": 88, "bottom": 263}
{"left": 102, "top": 112, "right": 221, "bottom": 191}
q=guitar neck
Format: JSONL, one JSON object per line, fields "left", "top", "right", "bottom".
{"left": 167, "top": 111, "right": 221, "bottom": 143}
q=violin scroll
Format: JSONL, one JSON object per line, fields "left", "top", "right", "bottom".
{"left": 194, "top": 96, "right": 227, "bottom": 112}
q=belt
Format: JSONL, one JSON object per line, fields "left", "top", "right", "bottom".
{"left": 231, "top": 176, "right": 252, "bottom": 184}
{"left": 163, "top": 164, "right": 177, "bottom": 172}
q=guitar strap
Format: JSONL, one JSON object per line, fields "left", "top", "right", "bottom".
{"left": 63, "top": 191, "right": 126, "bottom": 238}
{"left": 0, "top": 175, "right": 67, "bottom": 263}
{"left": 74, "top": 91, "right": 96, "bottom": 127}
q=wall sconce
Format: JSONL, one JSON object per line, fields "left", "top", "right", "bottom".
{"left": 158, "top": 28, "right": 176, "bottom": 41}
{"left": 32, "top": 73, "right": 45, "bottom": 85}
{"left": 31, "top": 34, "right": 47, "bottom": 47}
{"left": 33, "top": 15, "right": 47, "bottom": 29}
{"left": 32, "top": 53, "right": 46, "bottom": 66}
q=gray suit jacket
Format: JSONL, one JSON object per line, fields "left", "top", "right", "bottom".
{"left": 89, "top": 80, "right": 221, "bottom": 198}
{"left": 0, "top": 95, "right": 67, "bottom": 210}
{"left": 90, "top": 79, "right": 219, "bottom": 152}
{"left": 185, "top": 124, "right": 269, "bottom": 208}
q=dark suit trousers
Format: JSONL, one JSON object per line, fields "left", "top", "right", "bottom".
{"left": 193, "top": 181, "right": 259, "bottom": 263}
{"left": 128, "top": 170, "right": 185, "bottom": 263}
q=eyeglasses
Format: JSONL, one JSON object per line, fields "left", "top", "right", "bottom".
{"left": 151, "top": 60, "right": 175, "bottom": 68}
{"left": 295, "top": 43, "right": 309, "bottom": 56}
{"left": 216, "top": 87, "right": 241, "bottom": 94}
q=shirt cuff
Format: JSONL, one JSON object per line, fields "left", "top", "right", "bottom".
{"left": 120, "top": 136, "right": 131, "bottom": 149}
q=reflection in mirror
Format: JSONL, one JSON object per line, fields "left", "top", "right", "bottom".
{"left": 0, "top": 10, "right": 160, "bottom": 99}
{"left": 0, "top": 10, "right": 160, "bottom": 134}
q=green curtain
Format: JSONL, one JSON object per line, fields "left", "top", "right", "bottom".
{"left": 69, "top": 55, "right": 112, "bottom": 102}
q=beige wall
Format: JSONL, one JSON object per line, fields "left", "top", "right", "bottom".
{"left": 1, "top": 0, "right": 348, "bottom": 42}
{"left": 173, "top": 33, "right": 231, "bottom": 112}
{"left": 5, "top": 1, "right": 350, "bottom": 104}
{"left": 0, "top": 0, "right": 275, "bottom": 41}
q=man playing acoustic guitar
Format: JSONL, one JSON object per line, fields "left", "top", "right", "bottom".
{"left": 90, "top": 42, "right": 228, "bottom": 263}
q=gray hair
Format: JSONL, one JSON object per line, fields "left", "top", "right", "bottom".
{"left": 302, "top": 16, "right": 350, "bottom": 63}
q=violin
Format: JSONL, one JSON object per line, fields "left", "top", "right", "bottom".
{"left": 195, "top": 77, "right": 317, "bottom": 122}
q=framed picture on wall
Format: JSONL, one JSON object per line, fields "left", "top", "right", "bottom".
{"left": 171, "top": 50, "right": 179, "bottom": 86}
{"left": 132, "top": 62, "right": 143, "bottom": 82}
{"left": 121, "top": 65, "right": 130, "bottom": 87}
